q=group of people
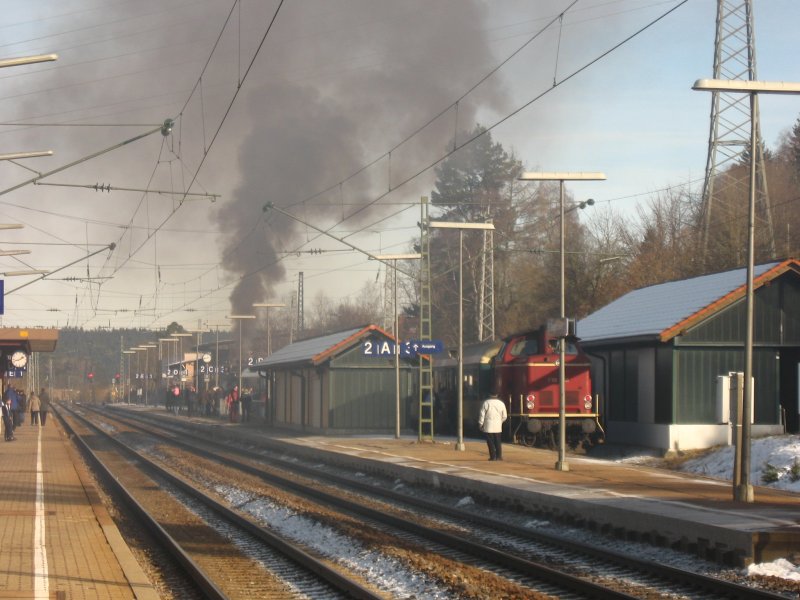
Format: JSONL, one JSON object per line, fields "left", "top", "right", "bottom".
{"left": 162, "top": 383, "right": 256, "bottom": 424}
{"left": 224, "top": 385, "right": 255, "bottom": 423}
{"left": 2, "top": 387, "right": 51, "bottom": 442}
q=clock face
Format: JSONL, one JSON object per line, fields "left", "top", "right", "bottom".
{"left": 11, "top": 351, "right": 27, "bottom": 368}
{"left": 202, "top": 353, "right": 212, "bottom": 363}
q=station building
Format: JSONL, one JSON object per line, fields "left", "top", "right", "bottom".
{"left": 577, "top": 259, "right": 800, "bottom": 452}
{"left": 249, "top": 324, "right": 419, "bottom": 433}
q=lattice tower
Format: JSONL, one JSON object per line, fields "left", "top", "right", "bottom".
{"left": 701, "top": 0, "right": 775, "bottom": 263}
{"left": 478, "top": 214, "right": 495, "bottom": 342}
{"left": 418, "top": 196, "right": 434, "bottom": 441}
{"left": 382, "top": 263, "right": 394, "bottom": 333}
{"left": 296, "top": 271, "right": 304, "bottom": 335}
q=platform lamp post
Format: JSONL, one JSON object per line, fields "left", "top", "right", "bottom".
{"left": 170, "top": 333, "right": 193, "bottom": 392}
{"left": 252, "top": 303, "right": 286, "bottom": 424}
{"left": 428, "top": 221, "right": 495, "bottom": 451}
{"left": 693, "top": 78, "right": 800, "bottom": 503}
{"left": 371, "top": 254, "right": 422, "bottom": 439}
{"left": 186, "top": 329, "right": 205, "bottom": 398}
{"left": 131, "top": 347, "right": 146, "bottom": 404}
{"left": 141, "top": 344, "right": 157, "bottom": 405}
{"left": 517, "top": 172, "right": 606, "bottom": 472}
{"left": 206, "top": 323, "right": 229, "bottom": 389}
{"left": 122, "top": 350, "right": 135, "bottom": 404}
{"left": 227, "top": 315, "right": 256, "bottom": 401}
{"left": 252, "top": 303, "right": 286, "bottom": 357}
{"left": 158, "top": 337, "right": 178, "bottom": 383}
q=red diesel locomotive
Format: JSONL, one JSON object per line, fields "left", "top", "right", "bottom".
{"left": 493, "top": 326, "right": 603, "bottom": 447}
{"left": 434, "top": 325, "right": 603, "bottom": 447}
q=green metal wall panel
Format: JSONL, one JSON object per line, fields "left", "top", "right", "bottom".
{"left": 654, "top": 345, "right": 673, "bottom": 423}
{"left": 608, "top": 349, "right": 638, "bottom": 422}
{"left": 674, "top": 348, "right": 729, "bottom": 422}
{"left": 755, "top": 281, "right": 782, "bottom": 344}
{"left": 682, "top": 275, "right": 795, "bottom": 345}
{"left": 784, "top": 277, "right": 800, "bottom": 343}
{"left": 328, "top": 365, "right": 415, "bottom": 430}
{"left": 682, "top": 300, "right": 745, "bottom": 344}
{"left": 675, "top": 347, "right": 779, "bottom": 424}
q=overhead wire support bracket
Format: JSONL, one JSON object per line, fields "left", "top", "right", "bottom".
{"left": 33, "top": 180, "right": 220, "bottom": 201}
{"left": 262, "top": 201, "right": 416, "bottom": 277}
{"left": 5, "top": 242, "right": 116, "bottom": 295}
{"left": 0, "top": 124, "right": 167, "bottom": 200}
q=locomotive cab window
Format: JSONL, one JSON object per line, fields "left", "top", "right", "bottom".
{"left": 510, "top": 336, "right": 539, "bottom": 357}
{"left": 547, "top": 338, "right": 579, "bottom": 354}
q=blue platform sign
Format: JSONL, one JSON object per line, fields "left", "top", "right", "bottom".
{"left": 406, "top": 339, "right": 444, "bottom": 355}
{"left": 0, "top": 279, "right": 4, "bottom": 315}
{"left": 363, "top": 338, "right": 444, "bottom": 357}
{"left": 362, "top": 339, "right": 400, "bottom": 356}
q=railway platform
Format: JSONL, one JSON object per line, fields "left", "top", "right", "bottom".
{"left": 3, "top": 403, "right": 798, "bottom": 598}
{"left": 168, "top": 410, "right": 799, "bottom": 569}
{"left": 0, "top": 415, "right": 157, "bottom": 600}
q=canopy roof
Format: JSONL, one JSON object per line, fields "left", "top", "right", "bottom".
{"left": 0, "top": 327, "right": 58, "bottom": 354}
{"left": 577, "top": 259, "right": 799, "bottom": 344}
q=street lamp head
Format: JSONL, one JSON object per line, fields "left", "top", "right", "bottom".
{"left": 1, "top": 269, "right": 49, "bottom": 276}
{"left": 578, "top": 198, "right": 595, "bottom": 209}
{"left": 518, "top": 172, "right": 607, "bottom": 182}
{"left": 692, "top": 78, "right": 800, "bottom": 94}
{"left": 370, "top": 253, "right": 423, "bottom": 261}
{"left": 0, "top": 150, "right": 53, "bottom": 161}
{"left": 428, "top": 221, "right": 495, "bottom": 231}
{"left": 0, "top": 54, "right": 58, "bottom": 68}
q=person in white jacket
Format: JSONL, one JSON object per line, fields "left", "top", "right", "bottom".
{"left": 478, "top": 392, "right": 507, "bottom": 461}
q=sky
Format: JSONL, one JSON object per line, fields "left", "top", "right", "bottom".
{"left": 1, "top": 0, "right": 799, "bottom": 339}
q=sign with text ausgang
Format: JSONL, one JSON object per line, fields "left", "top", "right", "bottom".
{"left": 362, "top": 338, "right": 443, "bottom": 357}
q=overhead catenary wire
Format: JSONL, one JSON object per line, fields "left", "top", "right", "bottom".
{"left": 142, "top": 0, "right": 693, "bottom": 328}
{"left": 8, "top": 0, "right": 699, "bottom": 328}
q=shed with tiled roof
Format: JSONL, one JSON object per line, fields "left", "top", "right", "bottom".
{"left": 249, "top": 324, "right": 420, "bottom": 432}
{"left": 577, "top": 259, "right": 800, "bottom": 451}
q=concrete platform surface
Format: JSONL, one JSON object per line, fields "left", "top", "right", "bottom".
{"left": 0, "top": 415, "right": 157, "bottom": 599}
{"left": 206, "top": 420, "right": 799, "bottom": 567}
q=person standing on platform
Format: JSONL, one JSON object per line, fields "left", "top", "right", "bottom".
{"left": 12, "top": 389, "right": 24, "bottom": 428}
{"left": 241, "top": 388, "right": 252, "bottom": 423}
{"left": 2, "top": 396, "right": 15, "bottom": 441}
{"left": 39, "top": 387, "right": 51, "bottom": 426}
{"left": 227, "top": 385, "right": 240, "bottom": 423}
{"left": 3, "top": 387, "right": 18, "bottom": 429}
{"left": 478, "top": 391, "right": 507, "bottom": 461}
{"left": 29, "top": 390, "right": 41, "bottom": 425}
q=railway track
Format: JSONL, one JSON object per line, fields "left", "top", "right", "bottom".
{"left": 57, "top": 404, "right": 387, "bottom": 599}
{"left": 69, "top": 404, "right": 795, "bottom": 599}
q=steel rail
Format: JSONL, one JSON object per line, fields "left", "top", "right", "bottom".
{"left": 60, "top": 404, "right": 383, "bottom": 600}
{"left": 108, "top": 405, "right": 792, "bottom": 600}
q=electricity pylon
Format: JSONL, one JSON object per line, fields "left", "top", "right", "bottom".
{"left": 700, "top": 0, "right": 775, "bottom": 265}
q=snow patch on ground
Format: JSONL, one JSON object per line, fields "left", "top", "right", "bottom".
{"left": 214, "top": 484, "right": 458, "bottom": 598}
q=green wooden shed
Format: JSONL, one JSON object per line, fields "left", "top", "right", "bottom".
{"left": 250, "top": 324, "right": 419, "bottom": 433}
{"left": 577, "top": 259, "right": 800, "bottom": 452}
